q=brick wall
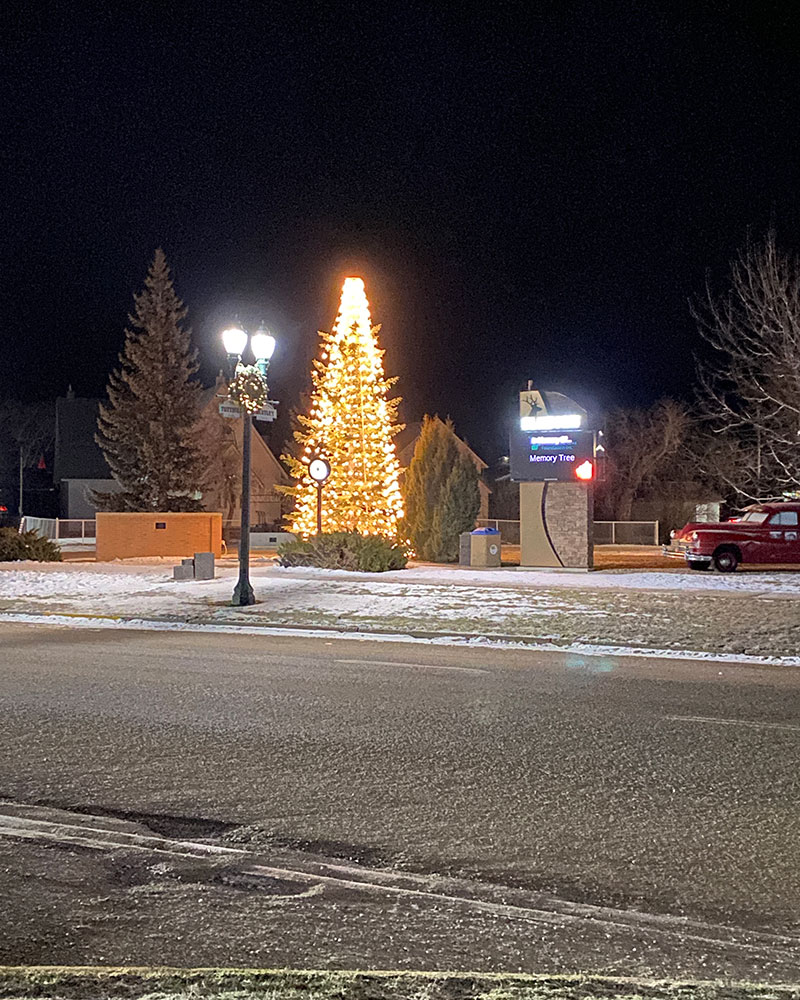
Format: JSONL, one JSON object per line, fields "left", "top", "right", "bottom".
{"left": 96, "top": 512, "right": 223, "bottom": 560}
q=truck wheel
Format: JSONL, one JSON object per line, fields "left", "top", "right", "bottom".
{"left": 713, "top": 548, "right": 739, "bottom": 573}
{"left": 688, "top": 561, "right": 711, "bottom": 571}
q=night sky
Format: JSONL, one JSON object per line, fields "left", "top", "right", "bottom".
{"left": 3, "top": 2, "right": 800, "bottom": 461}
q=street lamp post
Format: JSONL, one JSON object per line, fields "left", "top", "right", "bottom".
{"left": 221, "top": 322, "right": 276, "bottom": 607}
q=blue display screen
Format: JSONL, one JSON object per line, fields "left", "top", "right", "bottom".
{"left": 509, "top": 429, "right": 594, "bottom": 482}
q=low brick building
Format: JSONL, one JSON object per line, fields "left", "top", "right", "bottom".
{"left": 96, "top": 512, "right": 223, "bottom": 560}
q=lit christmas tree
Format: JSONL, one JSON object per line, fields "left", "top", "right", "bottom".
{"left": 284, "top": 277, "right": 405, "bottom": 536}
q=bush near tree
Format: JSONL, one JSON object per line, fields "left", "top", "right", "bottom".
{"left": 403, "top": 415, "right": 481, "bottom": 562}
{"left": 0, "top": 528, "right": 61, "bottom": 562}
{"left": 277, "top": 532, "right": 407, "bottom": 572}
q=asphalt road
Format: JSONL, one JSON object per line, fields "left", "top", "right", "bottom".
{"left": 1, "top": 622, "right": 799, "bottom": 979}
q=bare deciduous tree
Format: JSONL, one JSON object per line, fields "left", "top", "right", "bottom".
{"left": 0, "top": 398, "right": 55, "bottom": 468}
{"left": 693, "top": 232, "right": 800, "bottom": 501}
{"left": 596, "top": 399, "right": 689, "bottom": 521}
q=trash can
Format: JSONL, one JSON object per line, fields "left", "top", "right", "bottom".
{"left": 459, "top": 531, "right": 473, "bottom": 566}
{"left": 470, "top": 527, "right": 501, "bottom": 568}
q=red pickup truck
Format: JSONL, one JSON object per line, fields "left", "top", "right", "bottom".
{"left": 664, "top": 502, "right": 800, "bottom": 572}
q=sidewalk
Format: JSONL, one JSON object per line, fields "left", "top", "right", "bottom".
{"left": 1, "top": 560, "right": 800, "bottom": 662}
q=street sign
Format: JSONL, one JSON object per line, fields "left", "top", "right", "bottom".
{"left": 254, "top": 402, "right": 278, "bottom": 422}
{"left": 219, "top": 401, "right": 242, "bottom": 419}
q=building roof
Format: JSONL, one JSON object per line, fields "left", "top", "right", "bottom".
{"left": 394, "top": 416, "right": 488, "bottom": 471}
{"left": 202, "top": 375, "right": 289, "bottom": 487}
{"left": 198, "top": 376, "right": 225, "bottom": 411}
{"left": 53, "top": 396, "right": 110, "bottom": 481}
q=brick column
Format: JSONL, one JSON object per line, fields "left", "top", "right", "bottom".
{"left": 544, "top": 483, "right": 593, "bottom": 568}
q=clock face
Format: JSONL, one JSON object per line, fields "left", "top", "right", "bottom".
{"left": 309, "top": 458, "right": 330, "bottom": 482}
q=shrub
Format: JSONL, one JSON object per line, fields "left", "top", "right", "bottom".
{"left": 24, "top": 531, "right": 63, "bottom": 561}
{"left": 0, "top": 528, "right": 62, "bottom": 562}
{"left": 277, "top": 532, "right": 407, "bottom": 572}
{"left": 0, "top": 529, "right": 25, "bottom": 561}
{"left": 353, "top": 533, "right": 408, "bottom": 572}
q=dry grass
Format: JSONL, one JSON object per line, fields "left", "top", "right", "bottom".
{"left": 0, "top": 967, "right": 797, "bottom": 1000}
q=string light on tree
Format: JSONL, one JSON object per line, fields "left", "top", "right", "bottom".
{"left": 283, "top": 277, "right": 405, "bottom": 537}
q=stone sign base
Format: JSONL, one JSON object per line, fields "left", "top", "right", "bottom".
{"left": 520, "top": 482, "right": 593, "bottom": 569}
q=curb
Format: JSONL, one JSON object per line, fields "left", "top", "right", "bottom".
{"left": 3, "top": 612, "right": 800, "bottom": 668}
{"left": 0, "top": 608, "right": 712, "bottom": 648}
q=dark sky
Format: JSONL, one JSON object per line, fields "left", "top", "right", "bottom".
{"left": 3, "top": 1, "right": 800, "bottom": 461}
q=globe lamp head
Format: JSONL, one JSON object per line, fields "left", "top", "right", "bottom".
{"left": 221, "top": 324, "right": 248, "bottom": 357}
{"left": 251, "top": 324, "right": 276, "bottom": 361}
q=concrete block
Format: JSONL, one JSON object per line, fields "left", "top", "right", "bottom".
{"left": 193, "top": 551, "right": 215, "bottom": 580}
{"left": 173, "top": 563, "right": 194, "bottom": 581}
{"left": 181, "top": 558, "right": 194, "bottom": 567}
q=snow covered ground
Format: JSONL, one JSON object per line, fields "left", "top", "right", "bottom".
{"left": 4, "top": 558, "right": 800, "bottom": 594}
{"left": 1, "top": 559, "right": 799, "bottom": 661}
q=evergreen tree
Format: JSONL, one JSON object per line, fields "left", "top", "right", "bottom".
{"left": 94, "top": 249, "right": 208, "bottom": 511}
{"left": 437, "top": 452, "right": 481, "bottom": 561}
{"left": 283, "top": 277, "right": 405, "bottom": 536}
{"left": 403, "top": 415, "right": 459, "bottom": 559}
{"left": 403, "top": 416, "right": 480, "bottom": 561}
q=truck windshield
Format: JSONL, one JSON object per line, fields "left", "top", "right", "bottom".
{"left": 740, "top": 511, "right": 769, "bottom": 523}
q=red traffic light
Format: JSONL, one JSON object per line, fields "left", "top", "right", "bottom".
{"left": 575, "top": 460, "right": 594, "bottom": 481}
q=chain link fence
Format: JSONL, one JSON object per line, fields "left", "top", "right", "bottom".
{"left": 477, "top": 518, "right": 659, "bottom": 546}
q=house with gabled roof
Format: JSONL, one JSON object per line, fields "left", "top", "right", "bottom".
{"left": 51, "top": 379, "right": 289, "bottom": 526}
{"left": 198, "top": 374, "right": 290, "bottom": 527}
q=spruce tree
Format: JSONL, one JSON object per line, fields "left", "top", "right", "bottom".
{"left": 283, "top": 277, "right": 405, "bottom": 536}
{"left": 95, "top": 249, "right": 208, "bottom": 511}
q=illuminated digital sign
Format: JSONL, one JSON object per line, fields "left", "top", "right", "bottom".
{"left": 510, "top": 428, "right": 595, "bottom": 482}
{"left": 519, "top": 413, "right": 583, "bottom": 431}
